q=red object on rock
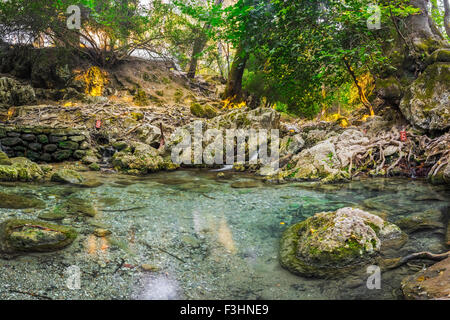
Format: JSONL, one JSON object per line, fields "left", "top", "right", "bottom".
{"left": 96, "top": 120, "right": 102, "bottom": 129}
{"left": 400, "top": 131, "right": 407, "bottom": 142}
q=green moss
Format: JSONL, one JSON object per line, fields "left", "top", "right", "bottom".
{"left": 0, "top": 219, "right": 77, "bottom": 253}
{"left": 133, "top": 89, "right": 149, "bottom": 106}
{"left": 190, "top": 103, "right": 218, "bottom": 119}
{"left": 0, "top": 192, "right": 46, "bottom": 209}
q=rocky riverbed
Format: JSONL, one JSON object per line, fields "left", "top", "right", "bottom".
{"left": 0, "top": 170, "right": 448, "bottom": 300}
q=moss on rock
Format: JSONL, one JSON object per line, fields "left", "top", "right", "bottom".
{"left": 0, "top": 219, "right": 77, "bottom": 255}
{"left": 279, "top": 207, "right": 405, "bottom": 278}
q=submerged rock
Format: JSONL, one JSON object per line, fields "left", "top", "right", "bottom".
{"left": 55, "top": 196, "right": 97, "bottom": 217}
{"left": 395, "top": 209, "right": 444, "bottom": 233}
{"left": 51, "top": 169, "right": 84, "bottom": 184}
{"left": 401, "top": 256, "right": 450, "bottom": 300}
{"left": 230, "top": 180, "right": 261, "bottom": 189}
{"left": 0, "top": 192, "right": 45, "bottom": 209}
{"left": 0, "top": 219, "right": 77, "bottom": 255}
{"left": 279, "top": 207, "right": 406, "bottom": 278}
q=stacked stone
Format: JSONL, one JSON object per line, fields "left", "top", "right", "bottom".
{"left": 0, "top": 127, "right": 89, "bottom": 162}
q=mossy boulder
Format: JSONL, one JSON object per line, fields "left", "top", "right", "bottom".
{"left": 0, "top": 77, "right": 36, "bottom": 106}
{"left": 0, "top": 151, "right": 11, "bottom": 165}
{"left": 280, "top": 207, "right": 406, "bottom": 278}
{"left": 399, "top": 63, "right": 450, "bottom": 131}
{"left": 0, "top": 157, "right": 44, "bottom": 182}
{"left": 51, "top": 169, "right": 84, "bottom": 185}
{"left": 376, "top": 76, "right": 403, "bottom": 102}
{"left": 190, "top": 103, "right": 218, "bottom": 119}
{"left": 0, "top": 192, "right": 46, "bottom": 209}
{"left": 55, "top": 196, "right": 97, "bottom": 217}
{"left": 112, "top": 141, "right": 178, "bottom": 175}
{"left": 282, "top": 140, "right": 349, "bottom": 183}
{"left": 280, "top": 134, "right": 305, "bottom": 157}
{"left": 0, "top": 219, "right": 77, "bottom": 255}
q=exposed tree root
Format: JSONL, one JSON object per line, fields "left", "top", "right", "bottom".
{"left": 346, "top": 128, "right": 450, "bottom": 179}
{"left": 385, "top": 251, "right": 450, "bottom": 270}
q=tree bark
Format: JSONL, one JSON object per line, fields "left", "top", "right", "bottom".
{"left": 187, "top": 0, "right": 224, "bottom": 79}
{"left": 405, "top": 0, "right": 443, "bottom": 50}
{"left": 187, "top": 32, "right": 208, "bottom": 79}
{"left": 444, "top": 0, "right": 450, "bottom": 38}
{"left": 223, "top": 42, "right": 248, "bottom": 100}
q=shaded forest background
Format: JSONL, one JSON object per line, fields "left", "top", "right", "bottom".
{"left": 0, "top": 0, "right": 449, "bottom": 119}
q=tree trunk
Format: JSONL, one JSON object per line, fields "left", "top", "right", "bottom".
{"left": 444, "top": 0, "right": 450, "bottom": 38}
{"left": 223, "top": 43, "right": 248, "bottom": 100}
{"left": 187, "top": 0, "right": 224, "bottom": 79}
{"left": 429, "top": 0, "right": 444, "bottom": 39}
{"left": 405, "top": 0, "right": 443, "bottom": 51}
{"left": 187, "top": 32, "right": 208, "bottom": 79}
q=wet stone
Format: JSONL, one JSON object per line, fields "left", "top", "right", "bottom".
{"left": 39, "top": 153, "right": 52, "bottom": 162}
{"left": 1, "top": 137, "right": 22, "bottom": 147}
{"left": 49, "top": 135, "right": 67, "bottom": 143}
{"left": 52, "top": 150, "right": 72, "bottom": 161}
{"left": 58, "top": 141, "right": 79, "bottom": 150}
{"left": 43, "top": 144, "right": 58, "bottom": 153}
{"left": 21, "top": 134, "right": 36, "bottom": 142}
{"left": 28, "top": 143, "right": 42, "bottom": 151}
{"left": 37, "top": 134, "right": 49, "bottom": 144}
{"left": 69, "top": 135, "right": 86, "bottom": 142}
{"left": 0, "top": 219, "right": 77, "bottom": 255}
{"left": 0, "top": 192, "right": 46, "bottom": 209}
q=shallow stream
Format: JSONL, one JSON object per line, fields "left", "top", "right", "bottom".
{"left": 0, "top": 170, "right": 448, "bottom": 300}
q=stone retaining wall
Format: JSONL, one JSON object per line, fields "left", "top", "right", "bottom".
{"left": 0, "top": 126, "right": 90, "bottom": 162}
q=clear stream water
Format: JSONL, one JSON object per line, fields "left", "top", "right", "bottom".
{"left": 0, "top": 170, "right": 448, "bottom": 300}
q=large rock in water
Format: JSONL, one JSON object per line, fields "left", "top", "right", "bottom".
{"left": 401, "top": 256, "right": 450, "bottom": 300}
{"left": 0, "top": 157, "right": 44, "bottom": 182}
{"left": 0, "top": 219, "right": 77, "bottom": 256}
{"left": 280, "top": 207, "right": 406, "bottom": 278}
{"left": 399, "top": 63, "right": 450, "bottom": 131}
{"left": 0, "top": 77, "right": 36, "bottom": 106}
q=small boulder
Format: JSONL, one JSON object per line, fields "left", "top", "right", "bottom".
{"left": 0, "top": 192, "right": 46, "bottom": 209}
{"left": 190, "top": 103, "right": 218, "bottom": 119}
{"left": 279, "top": 207, "right": 406, "bottom": 278}
{"left": 0, "top": 219, "right": 77, "bottom": 255}
{"left": 51, "top": 169, "right": 84, "bottom": 185}
{"left": 401, "top": 256, "right": 450, "bottom": 300}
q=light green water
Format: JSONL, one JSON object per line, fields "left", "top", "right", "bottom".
{"left": 0, "top": 170, "right": 448, "bottom": 300}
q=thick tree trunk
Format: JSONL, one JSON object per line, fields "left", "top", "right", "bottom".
{"left": 444, "top": 0, "right": 450, "bottom": 38}
{"left": 223, "top": 43, "right": 248, "bottom": 100}
{"left": 405, "top": 0, "right": 443, "bottom": 50}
